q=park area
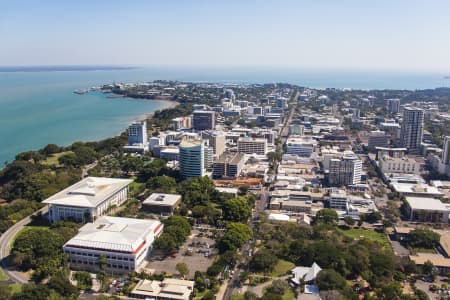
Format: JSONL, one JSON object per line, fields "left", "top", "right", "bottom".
{"left": 337, "top": 228, "right": 390, "bottom": 249}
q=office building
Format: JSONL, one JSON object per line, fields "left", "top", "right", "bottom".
{"left": 237, "top": 137, "right": 268, "bottom": 155}
{"left": 63, "top": 216, "right": 163, "bottom": 272}
{"left": 286, "top": 136, "right": 317, "bottom": 157}
{"left": 142, "top": 193, "right": 182, "bottom": 215}
{"left": 201, "top": 130, "right": 226, "bottom": 158}
{"left": 328, "top": 152, "right": 362, "bottom": 186}
{"left": 289, "top": 124, "right": 304, "bottom": 136}
{"left": 193, "top": 110, "right": 215, "bottom": 130}
{"left": 213, "top": 152, "right": 245, "bottom": 178}
{"left": 130, "top": 278, "right": 194, "bottom": 300}
{"left": 329, "top": 190, "right": 348, "bottom": 211}
{"left": 43, "top": 177, "right": 132, "bottom": 223}
{"left": 179, "top": 139, "right": 206, "bottom": 178}
{"left": 171, "top": 116, "right": 192, "bottom": 130}
{"left": 404, "top": 197, "right": 450, "bottom": 223}
{"left": 400, "top": 107, "right": 424, "bottom": 153}
{"left": 368, "top": 131, "right": 390, "bottom": 152}
{"left": 386, "top": 98, "right": 400, "bottom": 114}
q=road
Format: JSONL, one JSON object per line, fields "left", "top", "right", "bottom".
{"left": 0, "top": 206, "right": 48, "bottom": 284}
{"left": 222, "top": 92, "right": 298, "bottom": 300}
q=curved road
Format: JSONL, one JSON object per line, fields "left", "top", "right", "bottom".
{"left": 0, "top": 206, "right": 48, "bottom": 284}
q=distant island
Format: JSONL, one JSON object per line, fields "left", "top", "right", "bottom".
{"left": 0, "top": 65, "right": 137, "bottom": 72}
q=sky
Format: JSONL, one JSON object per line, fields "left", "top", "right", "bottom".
{"left": 1, "top": 0, "right": 450, "bottom": 72}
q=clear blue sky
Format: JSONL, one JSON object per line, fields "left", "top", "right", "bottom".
{"left": 1, "top": 0, "right": 450, "bottom": 72}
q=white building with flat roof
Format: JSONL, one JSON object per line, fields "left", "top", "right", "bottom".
{"left": 43, "top": 177, "right": 132, "bottom": 223}
{"left": 142, "top": 193, "right": 182, "bottom": 215}
{"left": 63, "top": 216, "right": 163, "bottom": 272}
{"left": 404, "top": 197, "right": 450, "bottom": 223}
{"left": 286, "top": 136, "right": 317, "bottom": 157}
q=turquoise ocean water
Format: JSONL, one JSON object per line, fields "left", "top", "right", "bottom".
{"left": 0, "top": 66, "right": 449, "bottom": 164}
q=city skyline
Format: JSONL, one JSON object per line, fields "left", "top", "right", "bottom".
{"left": 2, "top": 0, "right": 450, "bottom": 72}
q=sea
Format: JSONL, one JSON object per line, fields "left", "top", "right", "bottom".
{"left": 1, "top": 66, "right": 450, "bottom": 165}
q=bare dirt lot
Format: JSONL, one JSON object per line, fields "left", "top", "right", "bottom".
{"left": 145, "top": 229, "right": 218, "bottom": 279}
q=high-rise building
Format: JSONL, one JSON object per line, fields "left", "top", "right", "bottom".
{"left": 442, "top": 136, "right": 450, "bottom": 165}
{"left": 400, "top": 107, "right": 424, "bottom": 153}
{"left": 128, "top": 121, "right": 148, "bottom": 146}
{"left": 286, "top": 136, "right": 317, "bottom": 157}
{"left": 179, "top": 139, "right": 206, "bottom": 179}
{"left": 386, "top": 99, "right": 401, "bottom": 114}
{"left": 328, "top": 152, "right": 362, "bottom": 186}
{"left": 237, "top": 137, "right": 268, "bottom": 155}
{"left": 201, "top": 131, "right": 226, "bottom": 158}
{"left": 352, "top": 109, "right": 360, "bottom": 121}
{"left": 193, "top": 110, "right": 216, "bottom": 131}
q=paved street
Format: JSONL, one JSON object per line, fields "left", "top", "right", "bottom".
{"left": 0, "top": 207, "right": 48, "bottom": 284}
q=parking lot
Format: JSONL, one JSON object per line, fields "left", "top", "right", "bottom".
{"left": 145, "top": 229, "right": 217, "bottom": 279}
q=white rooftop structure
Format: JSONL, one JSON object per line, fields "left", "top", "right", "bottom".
{"left": 43, "top": 177, "right": 132, "bottom": 222}
{"left": 405, "top": 197, "right": 449, "bottom": 211}
{"left": 43, "top": 177, "right": 132, "bottom": 208}
{"left": 65, "top": 216, "right": 163, "bottom": 253}
{"left": 291, "top": 262, "right": 322, "bottom": 285}
{"left": 130, "top": 278, "right": 194, "bottom": 300}
{"left": 143, "top": 193, "right": 182, "bottom": 207}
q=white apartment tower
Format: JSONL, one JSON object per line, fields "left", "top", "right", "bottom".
{"left": 328, "top": 152, "right": 362, "bottom": 186}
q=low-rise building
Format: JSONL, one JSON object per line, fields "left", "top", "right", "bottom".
{"left": 142, "top": 193, "right": 182, "bottom": 215}
{"left": 130, "top": 278, "right": 194, "bottom": 300}
{"left": 404, "top": 197, "right": 450, "bottom": 223}
{"left": 43, "top": 177, "right": 132, "bottom": 223}
{"left": 63, "top": 216, "right": 163, "bottom": 273}
{"left": 213, "top": 152, "right": 245, "bottom": 179}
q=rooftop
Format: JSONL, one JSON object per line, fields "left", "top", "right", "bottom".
{"left": 143, "top": 193, "right": 182, "bottom": 207}
{"left": 42, "top": 177, "right": 132, "bottom": 208}
{"left": 405, "top": 197, "right": 449, "bottom": 211}
{"left": 64, "top": 216, "right": 162, "bottom": 253}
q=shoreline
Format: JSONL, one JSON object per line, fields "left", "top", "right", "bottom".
{"left": 0, "top": 95, "right": 179, "bottom": 169}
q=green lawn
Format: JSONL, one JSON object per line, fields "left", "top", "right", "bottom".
{"left": 282, "top": 288, "right": 295, "bottom": 300}
{"left": 42, "top": 151, "right": 72, "bottom": 166}
{"left": 270, "top": 259, "right": 295, "bottom": 277}
{"left": 338, "top": 228, "right": 390, "bottom": 249}
{"left": 0, "top": 268, "right": 8, "bottom": 281}
{"left": 9, "top": 284, "right": 22, "bottom": 294}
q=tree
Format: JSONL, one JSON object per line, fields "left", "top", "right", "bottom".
{"left": 0, "top": 285, "right": 12, "bottom": 300}
{"left": 222, "top": 196, "right": 252, "bottom": 222}
{"left": 218, "top": 223, "right": 253, "bottom": 253}
{"left": 176, "top": 262, "right": 189, "bottom": 279}
{"left": 147, "top": 175, "right": 177, "bottom": 193}
{"left": 47, "top": 272, "right": 79, "bottom": 297}
{"left": 408, "top": 228, "right": 440, "bottom": 249}
{"left": 364, "top": 211, "right": 382, "bottom": 224}
{"left": 344, "top": 216, "right": 355, "bottom": 226}
{"left": 73, "top": 271, "right": 92, "bottom": 290}
{"left": 42, "top": 144, "right": 61, "bottom": 156}
{"left": 267, "top": 279, "right": 289, "bottom": 294}
{"left": 314, "top": 209, "right": 338, "bottom": 226}
{"left": 98, "top": 255, "right": 107, "bottom": 271}
{"left": 316, "top": 269, "right": 346, "bottom": 291}
{"left": 12, "top": 284, "right": 51, "bottom": 300}
{"left": 250, "top": 249, "right": 278, "bottom": 273}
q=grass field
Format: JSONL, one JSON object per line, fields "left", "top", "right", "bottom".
{"left": 9, "top": 284, "right": 22, "bottom": 294}
{"left": 42, "top": 151, "right": 72, "bottom": 166}
{"left": 0, "top": 268, "right": 8, "bottom": 281}
{"left": 282, "top": 288, "right": 295, "bottom": 300}
{"left": 270, "top": 259, "right": 295, "bottom": 277}
{"left": 338, "top": 228, "right": 390, "bottom": 249}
